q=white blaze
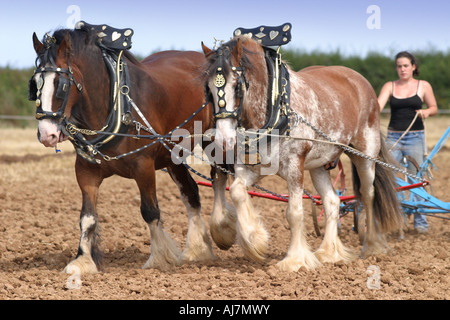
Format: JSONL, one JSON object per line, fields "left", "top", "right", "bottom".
{"left": 212, "top": 76, "right": 238, "bottom": 152}
{"left": 36, "top": 70, "right": 61, "bottom": 148}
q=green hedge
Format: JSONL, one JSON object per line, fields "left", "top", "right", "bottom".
{"left": 0, "top": 67, "right": 35, "bottom": 124}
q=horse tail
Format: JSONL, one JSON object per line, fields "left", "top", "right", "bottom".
{"left": 352, "top": 133, "right": 403, "bottom": 232}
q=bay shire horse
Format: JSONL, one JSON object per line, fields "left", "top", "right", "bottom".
{"left": 30, "top": 22, "right": 221, "bottom": 274}
{"left": 202, "top": 34, "right": 403, "bottom": 271}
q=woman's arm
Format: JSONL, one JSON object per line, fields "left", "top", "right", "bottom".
{"left": 377, "top": 81, "right": 392, "bottom": 112}
{"left": 419, "top": 80, "right": 438, "bottom": 118}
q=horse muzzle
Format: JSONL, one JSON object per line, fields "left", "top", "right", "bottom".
{"left": 214, "top": 123, "right": 237, "bottom": 152}
{"left": 37, "top": 120, "right": 68, "bottom": 147}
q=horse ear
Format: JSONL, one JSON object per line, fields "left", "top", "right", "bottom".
{"left": 58, "top": 32, "right": 72, "bottom": 58}
{"left": 201, "top": 42, "right": 213, "bottom": 57}
{"left": 232, "top": 38, "right": 243, "bottom": 63}
{"left": 32, "top": 32, "right": 44, "bottom": 53}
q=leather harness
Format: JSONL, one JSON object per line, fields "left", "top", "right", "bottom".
{"left": 207, "top": 23, "right": 293, "bottom": 164}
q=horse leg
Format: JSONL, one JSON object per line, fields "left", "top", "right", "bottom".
{"left": 138, "top": 168, "right": 181, "bottom": 270}
{"left": 64, "top": 161, "right": 103, "bottom": 275}
{"left": 277, "top": 162, "right": 321, "bottom": 271}
{"left": 310, "top": 167, "right": 356, "bottom": 263}
{"left": 209, "top": 165, "right": 237, "bottom": 250}
{"left": 167, "top": 164, "right": 215, "bottom": 262}
{"left": 229, "top": 166, "right": 269, "bottom": 262}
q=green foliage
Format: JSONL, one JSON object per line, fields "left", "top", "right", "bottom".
{"left": 0, "top": 67, "right": 36, "bottom": 126}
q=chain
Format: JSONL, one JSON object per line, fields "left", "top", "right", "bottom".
{"left": 290, "top": 113, "right": 427, "bottom": 184}
{"left": 66, "top": 87, "right": 427, "bottom": 201}
{"left": 66, "top": 123, "right": 98, "bottom": 136}
{"left": 162, "top": 136, "right": 306, "bottom": 203}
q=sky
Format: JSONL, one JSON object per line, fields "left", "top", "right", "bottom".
{"left": 1, "top": 0, "right": 450, "bottom": 68}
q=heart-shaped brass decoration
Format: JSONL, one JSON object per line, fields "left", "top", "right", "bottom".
{"left": 269, "top": 31, "right": 279, "bottom": 40}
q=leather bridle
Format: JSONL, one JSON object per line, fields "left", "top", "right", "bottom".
{"left": 29, "top": 34, "right": 83, "bottom": 121}
{"left": 206, "top": 46, "right": 249, "bottom": 124}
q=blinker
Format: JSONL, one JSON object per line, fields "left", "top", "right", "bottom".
{"left": 56, "top": 77, "right": 70, "bottom": 99}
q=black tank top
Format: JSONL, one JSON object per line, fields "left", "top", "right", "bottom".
{"left": 388, "top": 81, "right": 424, "bottom": 131}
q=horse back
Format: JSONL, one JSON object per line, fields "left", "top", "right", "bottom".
{"left": 137, "top": 50, "right": 211, "bottom": 132}
{"left": 298, "top": 65, "right": 377, "bottom": 103}
{"left": 292, "top": 65, "right": 381, "bottom": 157}
{"left": 296, "top": 65, "right": 379, "bottom": 124}
{"left": 142, "top": 50, "right": 206, "bottom": 75}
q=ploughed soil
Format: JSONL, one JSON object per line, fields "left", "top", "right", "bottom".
{"left": 0, "top": 118, "right": 449, "bottom": 300}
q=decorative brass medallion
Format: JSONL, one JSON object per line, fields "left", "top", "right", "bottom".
{"left": 214, "top": 74, "right": 226, "bottom": 87}
{"left": 255, "top": 32, "right": 266, "bottom": 39}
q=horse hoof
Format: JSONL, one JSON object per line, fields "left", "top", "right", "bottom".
{"left": 210, "top": 207, "right": 237, "bottom": 250}
{"left": 277, "top": 255, "right": 321, "bottom": 271}
{"left": 315, "top": 242, "right": 357, "bottom": 263}
{"left": 360, "top": 245, "right": 390, "bottom": 259}
{"left": 210, "top": 227, "right": 236, "bottom": 250}
{"left": 277, "top": 259, "right": 302, "bottom": 272}
{"left": 181, "top": 246, "right": 216, "bottom": 263}
{"left": 142, "top": 252, "right": 181, "bottom": 270}
{"left": 238, "top": 229, "right": 269, "bottom": 263}
{"left": 237, "top": 237, "right": 267, "bottom": 263}
{"left": 64, "top": 256, "right": 98, "bottom": 275}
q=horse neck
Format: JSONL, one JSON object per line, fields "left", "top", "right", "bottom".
{"left": 241, "top": 54, "right": 269, "bottom": 129}
{"left": 74, "top": 52, "right": 110, "bottom": 130}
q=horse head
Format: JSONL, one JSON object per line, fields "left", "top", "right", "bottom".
{"left": 30, "top": 31, "right": 85, "bottom": 148}
{"left": 202, "top": 37, "right": 268, "bottom": 152}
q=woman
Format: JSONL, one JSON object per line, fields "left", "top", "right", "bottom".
{"left": 378, "top": 51, "right": 438, "bottom": 233}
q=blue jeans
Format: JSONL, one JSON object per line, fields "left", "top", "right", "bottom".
{"left": 386, "top": 130, "right": 428, "bottom": 231}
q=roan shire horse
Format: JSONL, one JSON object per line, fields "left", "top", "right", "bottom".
{"left": 202, "top": 25, "right": 403, "bottom": 271}
{"left": 29, "top": 22, "right": 220, "bottom": 274}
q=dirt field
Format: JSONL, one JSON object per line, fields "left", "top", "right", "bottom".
{"left": 0, "top": 117, "right": 449, "bottom": 301}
